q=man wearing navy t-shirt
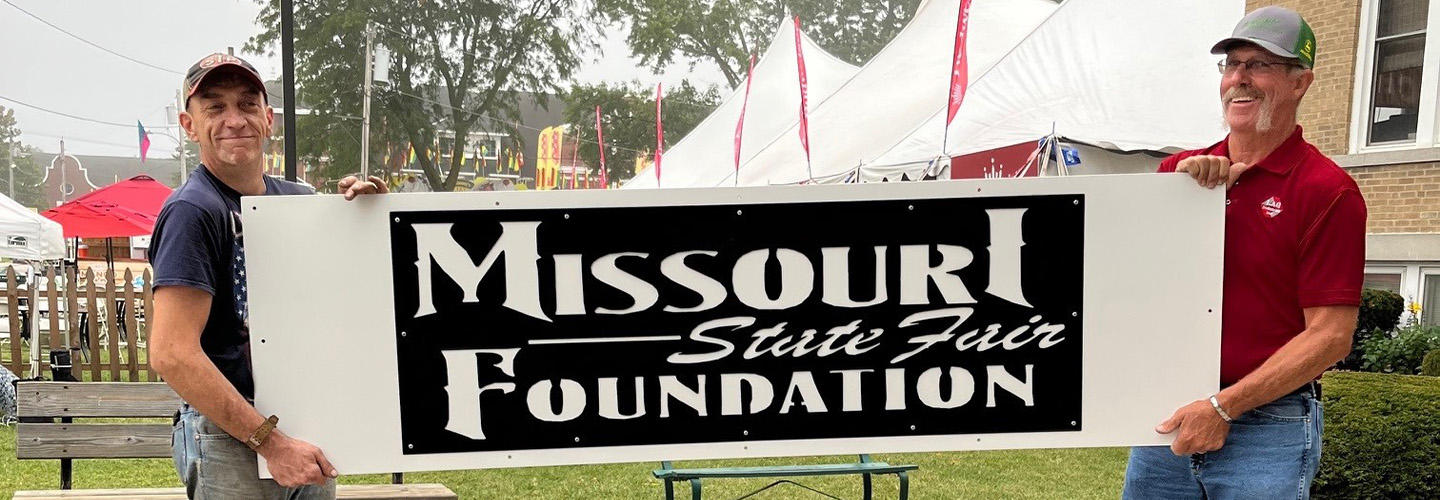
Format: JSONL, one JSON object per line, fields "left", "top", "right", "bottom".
{"left": 1122, "top": 7, "right": 1366, "bottom": 500}
{"left": 150, "top": 52, "right": 387, "bottom": 499}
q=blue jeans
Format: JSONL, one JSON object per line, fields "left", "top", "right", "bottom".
{"left": 1122, "top": 389, "right": 1323, "bottom": 500}
{"left": 172, "top": 405, "right": 336, "bottom": 500}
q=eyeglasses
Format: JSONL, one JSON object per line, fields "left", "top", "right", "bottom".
{"left": 1218, "top": 58, "right": 1304, "bottom": 75}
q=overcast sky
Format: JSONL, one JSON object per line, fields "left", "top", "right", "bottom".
{"left": 0, "top": 0, "right": 727, "bottom": 158}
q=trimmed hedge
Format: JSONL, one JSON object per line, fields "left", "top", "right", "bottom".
{"left": 1314, "top": 371, "right": 1440, "bottom": 500}
{"left": 1423, "top": 349, "right": 1440, "bottom": 377}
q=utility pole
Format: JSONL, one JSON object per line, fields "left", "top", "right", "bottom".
{"left": 174, "top": 89, "right": 187, "bottom": 184}
{"left": 7, "top": 141, "right": 17, "bottom": 199}
{"left": 361, "top": 23, "right": 374, "bottom": 179}
{"left": 59, "top": 139, "right": 67, "bottom": 203}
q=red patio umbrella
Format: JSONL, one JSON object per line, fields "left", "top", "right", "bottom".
{"left": 41, "top": 202, "right": 156, "bottom": 238}
{"left": 41, "top": 174, "right": 173, "bottom": 238}
{"left": 41, "top": 174, "right": 174, "bottom": 271}
{"left": 64, "top": 174, "right": 173, "bottom": 219}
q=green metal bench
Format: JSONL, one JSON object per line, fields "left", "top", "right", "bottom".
{"left": 653, "top": 454, "right": 917, "bottom": 500}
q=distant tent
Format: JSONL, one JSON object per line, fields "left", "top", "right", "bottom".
{"left": 623, "top": 18, "right": 860, "bottom": 189}
{"left": 636, "top": 0, "right": 1243, "bottom": 187}
{"left": 865, "top": 0, "right": 1243, "bottom": 181}
{"left": 718, "top": 0, "right": 1060, "bottom": 186}
{"left": 0, "top": 192, "right": 64, "bottom": 261}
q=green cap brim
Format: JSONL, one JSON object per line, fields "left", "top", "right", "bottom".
{"left": 1210, "top": 38, "right": 1311, "bottom": 68}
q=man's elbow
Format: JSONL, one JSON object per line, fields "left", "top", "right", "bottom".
{"left": 1326, "top": 328, "right": 1354, "bottom": 366}
{"left": 1319, "top": 317, "right": 1359, "bottom": 367}
{"left": 149, "top": 340, "right": 176, "bottom": 379}
{"left": 148, "top": 331, "right": 189, "bottom": 380}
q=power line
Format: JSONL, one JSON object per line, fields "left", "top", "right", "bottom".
{"left": 1, "top": 0, "right": 184, "bottom": 76}
{"left": 0, "top": 95, "right": 136, "bottom": 128}
{"left": 22, "top": 132, "right": 143, "bottom": 151}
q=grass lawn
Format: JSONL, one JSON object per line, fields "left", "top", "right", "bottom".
{"left": 3, "top": 338, "right": 153, "bottom": 382}
{"left": 0, "top": 421, "right": 1130, "bottom": 499}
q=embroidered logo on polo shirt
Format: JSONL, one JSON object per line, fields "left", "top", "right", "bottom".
{"left": 1261, "top": 196, "right": 1283, "bottom": 218}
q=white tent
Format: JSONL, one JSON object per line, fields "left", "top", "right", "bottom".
{"left": 865, "top": 0, "right": 1243, "bottom": 176}
{"left": 623, "top": 18, "right": 860, "bottom": 189}
{"left": 719, "top": 0, "right": 1061, "bottom": 187}
{"left": 0, "top": 193, "right": 64, "bottom": 261}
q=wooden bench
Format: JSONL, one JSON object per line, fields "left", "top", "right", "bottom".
{"left": 654, "top": 454, "right": 918, "bottom": 500}
{"left": 13, "top": 381, "right": 457, "bottom": 500}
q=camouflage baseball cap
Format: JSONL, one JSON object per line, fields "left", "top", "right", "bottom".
{"left": 1211, "top": 6, "right": 1316, "bottom": 68}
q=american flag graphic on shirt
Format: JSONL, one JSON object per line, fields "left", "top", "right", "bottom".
{"left": 230, "top": 211, "right": 249, "bottom": 331}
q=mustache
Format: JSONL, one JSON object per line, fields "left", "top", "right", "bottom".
{"left": 1224, "top": 86, "right": 1265, "bottom": 104}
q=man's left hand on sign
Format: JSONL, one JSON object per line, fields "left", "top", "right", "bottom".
{"left": 1155, "top": 398, "right": 1231, "bottom": 455}
{"left": 338, "top": 175, "right": 389, "bottom": 200}
{"left": 1175, "top": 155, "right": 1251, "bottom": 190}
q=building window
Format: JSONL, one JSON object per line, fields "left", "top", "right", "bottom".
{"left": 1353, "top": 0, "right": 1439, "bottom": 150}
{"left": 1364, "top": 271, "right": 1404, "bottom": 293}
{"left": 1424, "top": 270, "right": 1440, "bottom": 326}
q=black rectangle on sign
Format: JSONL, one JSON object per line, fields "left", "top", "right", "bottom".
{"left": 390, "top": 194, "right": 1084, "bottom": 455}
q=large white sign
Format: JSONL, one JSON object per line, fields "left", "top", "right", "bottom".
{"left": 245, "top": 174, "right": 1223, "bottom": 477}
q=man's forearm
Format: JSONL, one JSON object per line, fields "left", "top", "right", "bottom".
{"left": 1217, "top": 323, "right": 1350, "bottom": 416}
{"left": 157, "top": 347, "right": 267, "bottom": 442}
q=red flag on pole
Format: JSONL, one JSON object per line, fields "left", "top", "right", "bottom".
{"left": 137, "top": 121, "right": 151, "bottom": 163}
{"left": 595, "top": 106, "right": 608, "bottom": 189}
{"left": 793, "top": 17, "right": 812, "bottom": 178}
{"left": 946, "top": 0, "right": 974, "bottom": 128}
{"left": 734, "top": 53, "right": 756, "bottom": 186}
{"left": 655, "top": 83, "right": 664, "bottom": 187}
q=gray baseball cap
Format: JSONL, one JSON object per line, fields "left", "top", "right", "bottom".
{"left": 1211, "top": 6, "right": 1316, "bottom": 68}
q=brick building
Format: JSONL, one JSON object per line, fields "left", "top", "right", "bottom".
{"left": 1245, "top": 0, "right": 1440, "bottom": 325}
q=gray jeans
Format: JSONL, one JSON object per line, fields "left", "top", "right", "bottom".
{"left": 172, "top": 405, "right": 336, "bottom": 500}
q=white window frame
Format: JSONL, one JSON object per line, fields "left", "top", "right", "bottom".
{"left": 1349, "top": 0, "right": 1440, "bottom": 154}
{"left": 1364, "top": 264, "right": 1410, "bottom": 292}
{"left": 1365, "top": 263, "right": 1421, "bottom": 324}
{"left": 1421, "top": 266, "right": 1440, "bottom": 325}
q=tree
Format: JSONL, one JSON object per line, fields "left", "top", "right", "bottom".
{"left": 561, "top": 80, "right": 721, "bottom": 183}
{"left": 0, "top": 106, "right": 48, "bottom": 209}
{"left": 595, "top": 0, "right": 923, "bottom": 88}
{"left": 248, "top": 0, "right": 598, "bottom": 192}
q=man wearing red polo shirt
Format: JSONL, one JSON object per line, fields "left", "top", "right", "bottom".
{"left": 1122, "top": 6, "right": 1366, "bottom": 500}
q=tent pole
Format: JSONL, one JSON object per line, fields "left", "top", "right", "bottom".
{"left": 281, "top": 0, "right": 298, "bottom": 182}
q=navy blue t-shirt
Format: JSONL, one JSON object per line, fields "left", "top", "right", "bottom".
{"left": 150, "top": 165, "right": 315, "bottom": 400}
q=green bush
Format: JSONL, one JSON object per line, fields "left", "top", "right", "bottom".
{"left": 1361, "top": 323, "right": 1440, "bottom": 375}
{"left": 1339, "top": 289, "right": 1405, "bottom": 370}
{"left": 1423, "top": 349, "right": 1440, "bottom": 377}
{"left": 1358, "top": 288, "right": 1405, "bottom": 333}
{"left": 1314, "top": 371, "right": 1440, "bottom": 500}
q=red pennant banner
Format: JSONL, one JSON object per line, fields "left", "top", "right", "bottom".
{"left": 570, "top": 134, "right": 580, "bottom": 190}
{"left": 735, "top": 53, "right": 756, "bottom": 184}
{"left": 794, "top": 17, "right": 811, "bottom": 165}
{"left": 946, "top": 0, "right": 974, "bottom": 127}
{"left": 595, "top": 106, "right": 608, "bottom": 189}
{"left": 655, "top": 83, "right": 664, "bottom": 187}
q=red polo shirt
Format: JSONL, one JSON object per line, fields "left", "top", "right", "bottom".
{"left": 1158, "top": 126, "right": 1367, "bottom": 385}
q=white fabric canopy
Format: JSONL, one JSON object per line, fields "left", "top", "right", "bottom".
{"left": 623, "top": 18, "right": 860, "bottom": 189}
{"left": 722, "top": 0, "right": 1060, "bottom": 186}
{"left": 0, "top": 193, "right": 64, "bottom": 261}
{"left": 867, "top": 0, "right": 1242, "bottom": 171}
